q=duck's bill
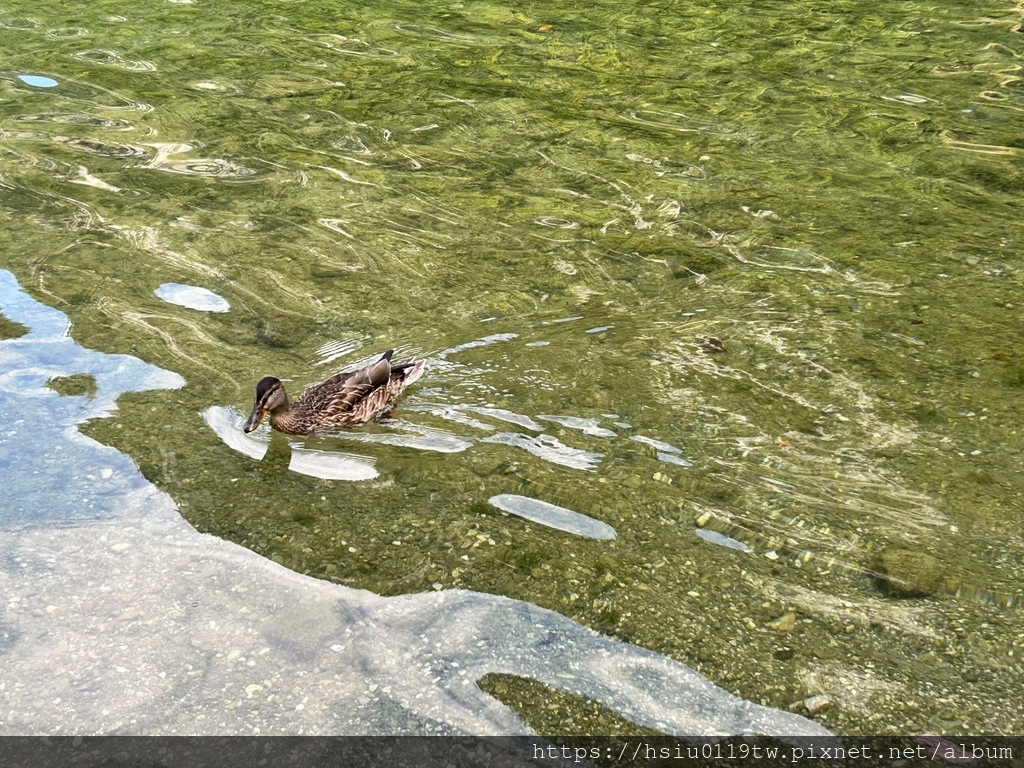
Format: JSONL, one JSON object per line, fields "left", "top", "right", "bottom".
{"left": 243, "top": 405, "right": 266, "bottom": 433}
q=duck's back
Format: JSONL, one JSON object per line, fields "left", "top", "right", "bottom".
{"left": 292, "top": 351, "right": 423, "bottom": 429}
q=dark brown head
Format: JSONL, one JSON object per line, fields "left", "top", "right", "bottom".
{"left": 243, "top": 376, "right": 287, "bottom": 433}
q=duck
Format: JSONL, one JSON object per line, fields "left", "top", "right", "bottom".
{"left": 243, "top": 350, "right": 425, "bottom": 435}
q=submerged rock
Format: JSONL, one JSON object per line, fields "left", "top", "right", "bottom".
{"left": 767, "top": 612, "right": 797, "bottom": 632}
{"left": 874, "top": 548, "right": 945, "bottom": 598}
{"left": 804, "top": 693, "right": 831, "bottom": 714}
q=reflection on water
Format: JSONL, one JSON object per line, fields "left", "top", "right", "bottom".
{"left": 338, "top": 420, "right": 474, "bottom": 454}
{"left": 1, "top": 0, "right": 1023, "bottom": 736}
{"left": 155, "top": 283, "right": 230, "bottom": 313}
{"left": 694, "top": 528, "right": 753, "bottom": 554}
{"left": 538, "top": 414, "right": 617, "bottom": 438}
{"left": 489, "top": 494, "right": 616, "bottom": 540}
{"left": 202, "top": 405, "right": 379, "bottom": 481}
{"left": 481, "top": 431, "right": 603, "bottom": 471}
{"left": 0, "top": 270, "right": 184, "bottom": 527}
{"left": 437, "top": 333, "right": 520, "bottom": 359}
{"left": 17, "top": 74, "right": 58, "bottom": 88}
{"left": 460, "top": 406, "right": 542, "bottom": 432}
{"left": 0, "top": 270, "right": 826, "bottom": 738}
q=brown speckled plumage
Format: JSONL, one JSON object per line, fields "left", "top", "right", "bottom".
{"left": 243, "top": 350, "right": 424, "bottom": 435}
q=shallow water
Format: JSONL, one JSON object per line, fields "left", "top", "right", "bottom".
{"left": 1, "top": 0, "right": 1022, "bottom": 735}
{"left": 0, "top": 268, "right": 829, "bottom": 737}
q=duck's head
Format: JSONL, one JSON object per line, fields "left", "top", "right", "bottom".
{"left": 243, "top": 376, "right": 287, "bottom": 433}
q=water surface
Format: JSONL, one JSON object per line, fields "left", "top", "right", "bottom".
{"left": 0, "top": 0, "right": 1022, "bottom": 735}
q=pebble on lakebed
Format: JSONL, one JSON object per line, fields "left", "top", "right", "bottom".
{"left": 874, "top": 548, "right": 946, "bottom": 598}
{"left": 767, "top": 611, "right": 797, "bottom": 632}
{"left": 803, "top": 693, "right": 831, "bottom": 714}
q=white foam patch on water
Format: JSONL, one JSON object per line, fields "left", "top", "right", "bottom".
{"left": 489, "top": 494, "right": 616, "bottom": 540}
{"left": 0, "top": 269, "right": 829, "bottom": 738}
{"left": 154, "top": 283, "right": 230, "bottom": 313}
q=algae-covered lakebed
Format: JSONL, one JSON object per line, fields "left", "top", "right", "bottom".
{"left": 1, "top": 0, "right": 1022, "bottom": 735}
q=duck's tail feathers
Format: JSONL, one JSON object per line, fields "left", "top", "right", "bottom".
{"left": 392, "top": 358, "right": 425, "bottom": 387}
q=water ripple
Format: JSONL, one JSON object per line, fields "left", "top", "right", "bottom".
{"left": 537, "top": 414, "right": 616, "bottom": 438}
{"left": 482, "top": 432, "right": 603, "bottom": 471}
{"left": 15, "top": 112, "right": 135, "bottom": 130}
{"left": 305, "top": 34, "right": 401, "bottom": 58}
{"left": 47, "top": 26, "right": 89, "bottom": 38}
{"left": 621, "top": 108, "right": 734, "bottom": 136}
{"left": 140, "top": 142, "right": 259, "bottom": 178}
{"left": 436, "top": 333, "right": 519, "bottom": 358}
{"left": 339, "top": 422, "right": 472, "bottom": 454}
{"left": 462, "top": 406, "right": 542, "bottom": 431}
{"left": 72, "top": 49, "right": 157, "bottom": 72}
{"left": 0, "top": 17, "right": 39, "bottom": 30}
{"left": 55, "top": 137, "right": 146, "bottom": 157}
{"left": 533, "top": 215, "right": 579, "bottom": 229}
{"left": 392, "top": 22, "right": 485, "bottom": 46}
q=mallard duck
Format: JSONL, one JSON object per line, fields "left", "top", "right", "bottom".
{"left": 243, "top": 350, "right": 425, "bottom": 435}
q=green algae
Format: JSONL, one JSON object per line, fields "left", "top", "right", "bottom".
{"left": 1, "top": 0, "right": 1022, "bottom": 736}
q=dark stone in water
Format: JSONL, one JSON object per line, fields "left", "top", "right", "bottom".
{"left": 697, "top": 337, "right": 727, "bottom": 354}
{"left": 254, "top": 315, "right": 314, "bottom": 348}
{"left": 874, "top": 548, "right": 945, "bottom": 598}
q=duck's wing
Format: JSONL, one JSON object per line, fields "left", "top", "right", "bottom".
{"left": 298, "top": 351, "right": 395, "bottom": 420}
{"left": 316, "top": 384, "right": 382, "bottom": 423}
{"left": 313, "top": 370, "right": 396, "bottom": 427}
{"left": 387, "top": 358, "right": 425, "bottom": 394}
{"left": 344, "top": 350, "right": 393, "bottom": 389}
{"left": 300, "top": 350, "right": 393, "bottom": 398}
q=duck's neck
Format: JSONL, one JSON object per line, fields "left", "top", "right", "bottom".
{"left": 270, "top": 406, "right": 307, "bottom": 434}
{"left": 270, "top": 399, "right": 313, "bottom": 436}
{"left": 267, "top": 389, "right": 300, "bottom": 433}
